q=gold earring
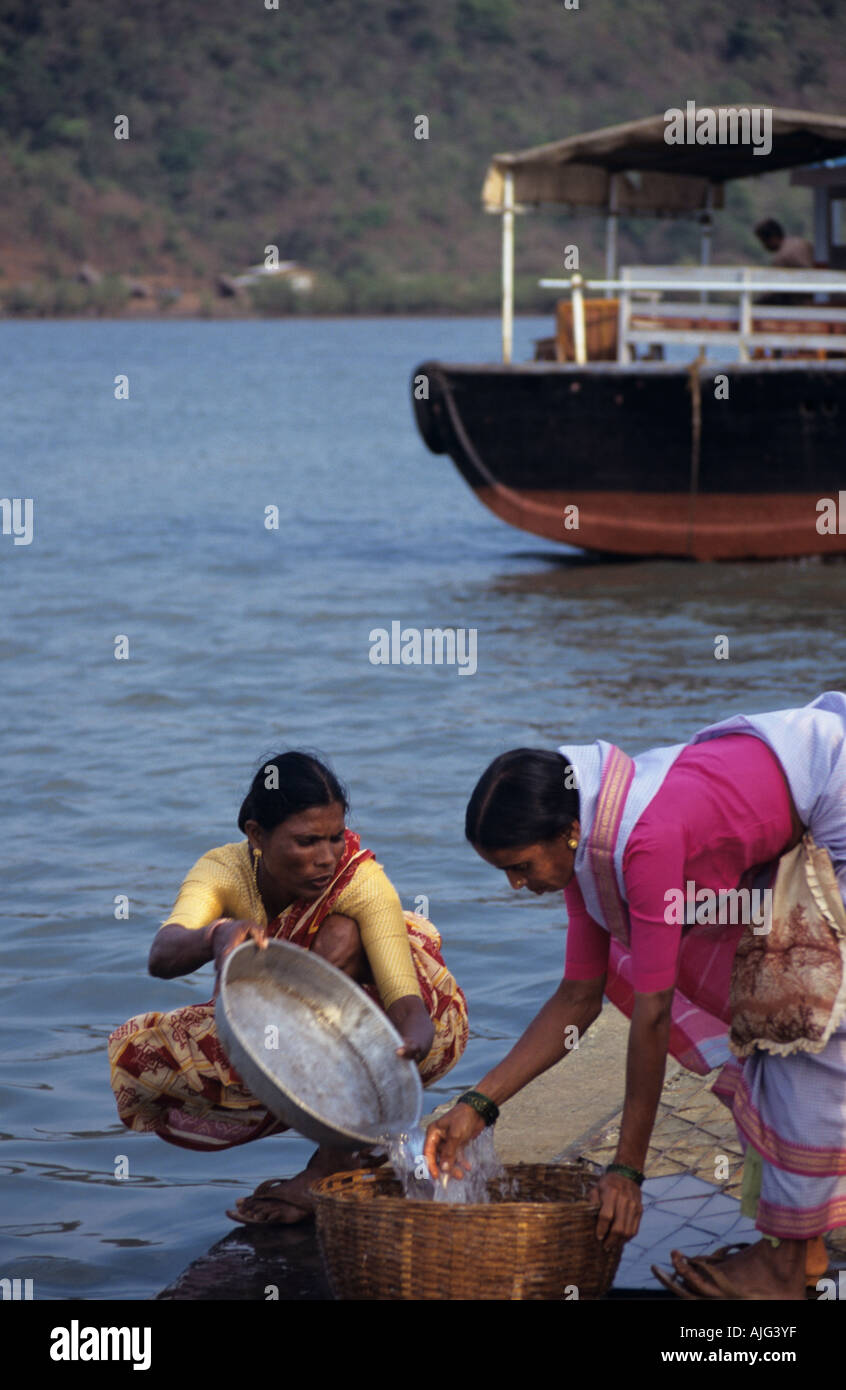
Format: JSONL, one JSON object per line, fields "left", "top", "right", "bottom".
{"left": 567, "top": 838, "right": 578, "bottom": 850}
{"left": 251, "top": 847, "right": 262, "bottom": 893}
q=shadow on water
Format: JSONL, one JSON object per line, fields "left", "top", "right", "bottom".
{"left": 154, "top": 1218, "right": 676, "bottom": 1300}
{"left": 508, "top": 548, "right": 653, "bottom": 568}
{"left": 504, "top": 546, "right": 846, "bottom": 572}
{"left": 157, "top": 1221, "right": 330, "bottom": 1301}
{"left": 6, "top": 320, "right": 846, "bottom": 1301}
{"left": 485, "top": 551, "right": 846, "bottom": 606}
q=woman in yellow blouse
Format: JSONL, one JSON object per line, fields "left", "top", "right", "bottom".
{"left": 108, "top": 752, "right": 468, "bottom": 1224}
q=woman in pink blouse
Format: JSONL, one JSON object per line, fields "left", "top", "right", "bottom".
{"left": 425, "top": 693, "right": 846, "bottom": 1301}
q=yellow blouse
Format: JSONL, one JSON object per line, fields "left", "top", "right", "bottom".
{"left": 161, "top": 840, "right": 421, "bottom": 1010}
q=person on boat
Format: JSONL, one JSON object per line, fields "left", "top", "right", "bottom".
{"left": 109, "top": 752, "right": 468, "bottom": 1224}
{"left": 424, "top": 692, "right": 846, "bottom": 1301}
{"left": 754, "top": 217, "right": 816, "bottom": 270}
{"left": 754, "top": 217, "right": 817, "bottom": 315}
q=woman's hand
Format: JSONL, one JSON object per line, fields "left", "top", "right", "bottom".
{"left": 208, "top": 918, "right": 267, "bottom": 992}
{"left": 423, "top": 1102, "right": 484, "bottom": 1181}
{"left": 587, "top": 988, "right": 670, "bottom": 1250}
{"left": 387, "top": 995, "right": 435, "bottom": 1065}
{"left": 592, "top": 1171, "right": 643, "bottom": 1251}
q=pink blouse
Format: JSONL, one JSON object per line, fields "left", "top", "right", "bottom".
{"left": 563, "top": 733, "right": 794, "bottom": 992}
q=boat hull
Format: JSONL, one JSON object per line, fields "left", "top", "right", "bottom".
{"left": 411, "top": 359, "right": 846, "bottom": 560}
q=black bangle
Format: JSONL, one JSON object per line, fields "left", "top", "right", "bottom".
{"left": 606, "top": 1162, "right": 644, "bottom": 1186}
{"left": 458, "top": 1089, "right": 500, "bottom": 1127}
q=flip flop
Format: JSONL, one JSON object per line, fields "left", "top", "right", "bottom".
{"left": 651, "top": 1258, "right": 727, "bottom": 1300}
{"left": 226, "top": 1177, "right": 316, "bottom": 1227}
{"left": 652, "top": 1243, "right": 750, "bottom": 1299}
{"left": 684, "top": 1242, "right": 750, "bottom": 1266}
{"left": 685, "top": 1258, "right": 796, "bottom": 1300}
{"left": 663, "top": 1253, "right": 808, "bottom": 1301}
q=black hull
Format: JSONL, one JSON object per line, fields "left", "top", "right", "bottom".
{"left": 411, "top": 359, "right": 846, "bottom": 560}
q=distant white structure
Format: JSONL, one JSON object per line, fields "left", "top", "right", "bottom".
{"left": 233, "top": 261, "right": 314, "bottom": 292}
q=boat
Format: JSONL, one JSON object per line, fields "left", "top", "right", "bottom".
{"left": 411, "top": 107, "right": 846, "bottom": 561}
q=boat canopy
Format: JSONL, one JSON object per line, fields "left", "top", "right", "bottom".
{"left": 483, "top": 107, "right": 846, "bottom": 216}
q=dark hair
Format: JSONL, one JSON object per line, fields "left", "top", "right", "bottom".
{"left": 755, "top": 217, "right": 783, "bottom": 242}
{"left": 465, "top": 749, "right": 580, "bottom": 850}
{"left": 237, "top": 752, "right": 349, "bottom": 833}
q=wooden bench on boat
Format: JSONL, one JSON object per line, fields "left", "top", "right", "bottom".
{"left": 537, "top": 267, "right": 846, "bottom": 363}
{"left": 535, "top": 301, "right": 846, "bottom": 362}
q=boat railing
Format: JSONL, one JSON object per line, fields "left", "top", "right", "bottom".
{"left": 539, "top": 266, "right": 846, "bottom": 364}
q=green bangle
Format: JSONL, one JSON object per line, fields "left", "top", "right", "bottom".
{"left": 458, "top": 1089, "right": 500, "bottom": 1127}
{"left": 606, "top": 1162, "right": 644, "bottom": 1186}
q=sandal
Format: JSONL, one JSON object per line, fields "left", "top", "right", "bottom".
{"left": 651, "top": 1257, "right": 726, "bottom": 1300}
{"left": 654, "top": 1251, "right": 808, "bottom": 1301}
{"left": 682, "top": 1259, "right": 791, "bottom": 1301}
{"left": 226, "top": 1177, "right": 316, "bottom": 1227}
{"left": 651, "top": 1264, "right": 708, "bottom": 1300}
{"left": 688, "top": 1242, "right": 750, "bottom": 1266}
{"left": 651, "top": 1243, "right": 749, "bottom": 1299}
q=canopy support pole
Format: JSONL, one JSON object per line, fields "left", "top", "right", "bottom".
{"left": 699, "top": 185, "right": 714, "bottom": 267}
{"left": 604, "top": 174, "right": 619, "bottom": 296}
{"left": 502, "top": 170, "right": 514, "bottom": 364}
{"left": 699, "top": 184, "right": 715, "bottom": 310}
{"left": 571, "top": 273, "right": 587, "bottom": 364}
{"left": 813, "top": 187, "right": 829, "bottom": 263}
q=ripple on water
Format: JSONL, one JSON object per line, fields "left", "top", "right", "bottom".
{"left": 3, "top": 317, "right": 845, "bottom": 1298}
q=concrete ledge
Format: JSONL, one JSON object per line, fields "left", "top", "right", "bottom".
{"left": 489, "top": 1006, "right": 655, "bottom": 1164}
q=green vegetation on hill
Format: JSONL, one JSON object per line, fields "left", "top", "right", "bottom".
{"left": 0, "top": 0, "right": 841, "bottom": 315}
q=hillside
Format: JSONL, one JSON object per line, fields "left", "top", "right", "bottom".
{"left": 0, "top": 0, "right": 842, "bottom": 315}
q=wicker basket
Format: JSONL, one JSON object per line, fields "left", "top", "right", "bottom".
{"left": 312, "top": 1160, "right": 621, "bottom": 1300}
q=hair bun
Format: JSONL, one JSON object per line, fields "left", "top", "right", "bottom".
{"left": 238, "top": 752, "right": 349, "bottom": 834}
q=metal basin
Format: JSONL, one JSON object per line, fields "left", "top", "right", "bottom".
{"left": 215, "top": 940, "right": 423, "bottom": 1149}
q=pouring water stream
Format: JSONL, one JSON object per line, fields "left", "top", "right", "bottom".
{"left": 377, "top": 1125, "right": 510, "bottom": 1203}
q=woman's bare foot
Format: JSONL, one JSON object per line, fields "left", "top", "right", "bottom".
{"left": 670, "top": 1238, "right": 806, "bottom": 1300}
{"left": 227, "top": 1145, "right": 378, "bottom": 1226}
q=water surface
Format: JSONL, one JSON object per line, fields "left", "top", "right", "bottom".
{"left": 1, "top": 316, "right": 843, "bottom": 1297}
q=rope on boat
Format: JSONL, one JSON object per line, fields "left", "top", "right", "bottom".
{"left": 442, "top": 359, "right": 712, "bottom": 559}
{"left": 685, "top": 351, "right": 706, "bottom": 559}
{"left": 438, "top": 371, "right": 510, "bottom": 493}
